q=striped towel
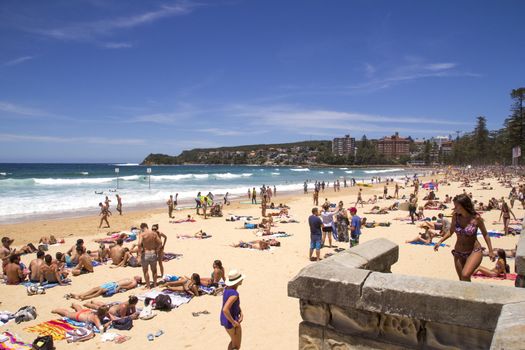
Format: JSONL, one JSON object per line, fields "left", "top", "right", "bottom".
{"left": 25, "top": 319, "right": 78, "bottom": 341}
{"left": 0, "top": 332, "right": 32, "bottom": 350}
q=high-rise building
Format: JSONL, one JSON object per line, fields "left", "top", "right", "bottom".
{"left": 376, "top": 132, "right": 410, "bottom": 158}
{"left": 332, "top": 135, "right": 356, "bottom": 156}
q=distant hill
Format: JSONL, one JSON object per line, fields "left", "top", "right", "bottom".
{"left": 141, "top": 140, "right": 333, "bottom": 165}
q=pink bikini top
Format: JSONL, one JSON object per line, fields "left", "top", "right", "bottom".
{"left": 454, "top": 214, "right": 478, "bottom": 236}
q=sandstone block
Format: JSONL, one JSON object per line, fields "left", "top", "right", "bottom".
{"left": 379, "top": 314, "right": 420, "bottom": 347}
{"left": 490, "top": 302, "right": 525, "bottom": 350}
{"left": 348, "top": 238, "right": 399, "bottom": 272}
{"left": 299, "top": 321, "right": 324, "bottom": 350}
{"left": 300, "top": 300, "right": 331, "bottom": 326}
{"left": 425, "top": 321, "right": 493, "bottom": 350}
{"left": 329, "top": 305, "right": 379, "bottom": 337}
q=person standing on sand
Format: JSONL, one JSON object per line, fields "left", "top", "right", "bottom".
{"left": 394, "top": 183, "right": 399, "bottom": 199}
{"left": 98, "top": 202, "right": 111, "bottom": 228}
{"left": 116, "top": 194, "right": 122, "bottom": 215}
{"left": 221, "top": 270, "right": 244, "bottom": 350}
{"left": 308, "top": 208, "right": 323, "bottom": 261}
{"left": 383, "top": 185, "right": 388, "bottom": 199}
{"left": 251, "top": 188, "right": 257, "bottom": 204}
{"left": 167, "top": 195, "right": 175, "bottom": 218}
{"left": 273, "top": 185, "right": 276, "bottom": 197}
{"left": 355, "top": 188, "right": 364, "bottom": 208}
{"left": 349, "top": 207, "right": 361, "bottom": 247}
{"left": 137, "top": 223, "right": 162, "bottom": 289}
{"left": 499, "top": 198, "right": 516, "bottom": 236}
{"left": 152, "top": 224, "right": 167, "bottom": 277}
{"left": 434, "top": 194, "right": 494, "bottom": 282}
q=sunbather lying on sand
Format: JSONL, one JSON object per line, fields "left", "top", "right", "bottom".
{"left": 177, "top": 230, "right": 210, "bottom": 239}
{"left": 66, "top": 276, "right": 142, "bottom": 301}
{"left": 405, "top": 227, "right": 435, "bottom": 244}
{"left": 83, "top": 295, "right": 139, "bottom": 319}
{"left": 232, "top": 239, "right": 280, "bottom": 250}
{"left": 52, "top": 304, "right": 112, "bottom": 333}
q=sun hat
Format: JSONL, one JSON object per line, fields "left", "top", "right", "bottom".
{"left": 225, "top": 269, "right": 245, "bottom": 286}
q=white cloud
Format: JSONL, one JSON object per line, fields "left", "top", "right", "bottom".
{"left": 0, "top": 101, "right": 48, "bottom": 116}
{"left": 0, "top": 133, "right": 144, "bottom": 145}
{"left": 103, "top": 42, "right": 133, "bottom": 49}
{"left": 3, "top": 56, "right": 34, "bottom": 66}
{"left": 424, "top": 63, "right": 457, "bottom": 71}
{"left": 32, "top": 3, "right": 196, "bottom": 42}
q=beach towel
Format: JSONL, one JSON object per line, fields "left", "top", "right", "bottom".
{"left": 162, "top": 253, "right": 183, "bottom": 262}
{"left": 176, "top": 235, "right": 212, "bottom": 240}
{"left": 0, "top": 312, "right": 15, "bottom": 326}
{"left": 473, "top": 272, "right": 517, "bottom": 281}
{"left": 138, "top": 290, "right": 192, "bottom": 308}
{"left": 409, "top": 241, "right": 446, "bottom": 247}
{"left": 25, "top": 319, "right": 79, "bottom": 341}
{"left": 20, "top": 280, "right": 70, "bottom": 289}
{"left": 61, "top": 318, "right": 100, "bottom": 333}
{"left": 255, "top": 232, "right": 292, "bottom": 238}
{"left": 0, "top": 332, "right": 32, "bottom": 350}
{"left": 479, "top": 231, "right": 504, "bottom": 238}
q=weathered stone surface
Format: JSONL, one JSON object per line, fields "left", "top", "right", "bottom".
{"left": 425, "top": 321, "right": 493, "bottom": 350}
{"left": 515, "top": 226, "right": 525, "bottom": 276}
{"left": 324, "top": 327, "right": 408, "bottom": 350}
{"left": 378, "top": 314, "right": 420, "bottom": 347}
{"left": 360, "top": 272, "right": 525, "bottom": 331}
{"left": 348, "top": 238, "right": 399, "bottom": 272}
{"left": 300, "top": 300, "right": 331, "bottom": 326}
{"left": 288, "top": 263, "right": 370, "bottom": 308}
{"left": 329, "top": 305, "right": 379, "bottom": 337}
{"left": 490, "top": 302, "right": 525, "bottom": 349}
{"left": 515, "top": 274, "right": 525, "bottom": 288}
{"left": 299, "top": 321, "right": 323, "bottom": 350}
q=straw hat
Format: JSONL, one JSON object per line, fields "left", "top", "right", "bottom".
{"left": 225, "top": 269, "right": 245, "bottom": 286}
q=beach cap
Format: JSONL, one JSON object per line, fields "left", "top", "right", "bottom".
{"left": 1, "top": 237, "right": 14, "bottom": 244}
{"left": 225, "top": 269, "right": 245, "bottom": 286}
{"left": 349, "top": 207, "right": 357, "bottom": 213}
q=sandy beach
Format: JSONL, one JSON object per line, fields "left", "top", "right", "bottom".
{"left": 0, "top": 173, "right": 521, "bottom": 349}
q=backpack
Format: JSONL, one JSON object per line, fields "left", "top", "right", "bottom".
{"left": 112, "top": 316, "right": 133, "bottom": 330}
{"left": 32, "top": 335, "right": 54, "bottom": 350}
{"left": 15, "top": 306, "right": 37, "bottom": 324}
{"left": 154, "top": 294, "right": 172, "bottom": 310}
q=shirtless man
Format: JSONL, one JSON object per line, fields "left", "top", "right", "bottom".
{"left": 5, "top": 255, "right": 27, "bottom": 285}
{"left": 98, "top": 202, "right": 111, "bottom": 228}
{"left": 116, "top": 194, "right": 122, "bottom": 216}
{"left": 1, "top": 237, "right": 15, "bottom": 274}
{"left": 66, "top": 239, "right": 84, "bottom": 265}
{"left": 68, "top": 276, "right": 142, "bottom": 301}
{"left": 152, "top": 224, "right": 167, "bottom": 277}
{"left": 109, "top": 239, "right": 130, "bottom": 266}
{"left": 167, "top": 195, "right": 174, "bottom": 218}
{"left": 72, "top": 246, "right": 94, "bottom": 276}
{"left": 40, "top": 254, "right": 68, "bottom": 285}
{"left": 137, "top": 223, "right": 162, "bottom": 288}
{"left": 29, "top": 250, "right": 45, "bottom": 283}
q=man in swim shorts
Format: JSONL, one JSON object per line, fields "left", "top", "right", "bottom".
{"left": 68, "top": 276, "right": 142, "bottom": 301}
{"left": 138, "top": 223, "right": 162, "bottom": 289}
{"left": 308, "top": 208, "right": 323, "bottom": 262}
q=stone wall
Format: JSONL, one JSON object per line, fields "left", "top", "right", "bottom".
{"left": 514, "top": 218, "right": 525, "bottom": 287}
{"left": 288, "top": 238, "right": 525, "bottom": 349}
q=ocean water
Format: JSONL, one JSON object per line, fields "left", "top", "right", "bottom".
{"left": 0, "top": 164, "right": 413, "bottom": 222}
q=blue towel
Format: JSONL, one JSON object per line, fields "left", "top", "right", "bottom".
{"left": 20, "top": 281, "right": 65, "bottom": 289}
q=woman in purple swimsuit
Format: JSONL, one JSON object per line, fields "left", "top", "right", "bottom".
{"left": 220, "top": 269, "right": 244, "bottom": 350}
{"left": 434, "top": 194, "right": 495, "bottom": 281}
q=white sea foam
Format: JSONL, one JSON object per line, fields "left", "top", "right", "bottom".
{"left": 364, "top": 168, "right": 405, "bottom": 174}
{"left": 328, "top": 171, "right": 334, "bottom": 174}
{"left": 340, "top": 168, "right": 348, "bottom": 170}
{"left": 345, "top": 170, "right": 353, "bottom": 174}
{"left": 34, "top": 177, "right": 114, "bottom": 185}
{"left": 291, "top": 168, "right": 310, "bottom": 172}
{"left": 79, "top": 172, "right": 89, "bottom": 175}
{"left": 214, "top": 173, "right": 253, "bottom": 179}
{"left": 319, "top": 171, "right": 325, "bottom": 174}
{"left": 271, "top": 172, "right": 280, "bottom": 175}
{"left": 0, "top": 173, "right": 7, "bottom": 176}
{"left": 112, "top": 163, "right": 139, "bottom": 166}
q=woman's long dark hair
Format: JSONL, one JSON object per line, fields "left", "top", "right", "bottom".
{"left": 214, "top": 260, "right": 224, "bottom": 273}
{"left": 191, "top": 273, "right": 201, "bottom": 286}
{"left": 453, "top": 194, "right": 477, "bottom": 216}
{"left": 128, "top": 295, "right": 138, "bottom": 305}
{"left": 497, "top": 249, "right": 510, "bottom": 273}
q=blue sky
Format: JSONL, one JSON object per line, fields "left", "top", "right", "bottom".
{"left": 1, "top": 0, "right": 524, "bottom": 162}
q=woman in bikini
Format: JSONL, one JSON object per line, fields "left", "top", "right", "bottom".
{"left": 475, "top": 249, "right": 510, "bottom": 278}
{"left": 83, "top": 295, "right": 139, "bottom": 319}
{"left": 52, "top": 304, "right": 112, "bottom": 333}
{"left": 164, "top": 273, "right": 202, "bottom": 296}
{"left": 499, "top": 198, "right": 516, "bottom": 235}
{"left": 434, "top": 194, "right": 495, "bottom": 281}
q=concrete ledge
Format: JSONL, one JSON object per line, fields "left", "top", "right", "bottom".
{"left": 360, "top": 272, "right": 525, "bottom": 331}
{"left": 346, "top": 238, "right": 399, "bottom": 272}
{"left": 288, "top": 264, "right": 370, "bottom": 308}
{"left": 490, "top": 302, "right": 525, "bottom": 349}
{"left": 515, "top": 226, "right": 525, "bottom": 276}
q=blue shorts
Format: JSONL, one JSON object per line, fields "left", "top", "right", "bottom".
{"left": 310, "top": 239, "right": 322, "bottom": 250}
{"left": 101, "top": 282, "right": 119, "bottom": 297}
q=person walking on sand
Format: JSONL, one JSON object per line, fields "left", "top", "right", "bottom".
{"left": 152, "top": 224, "right": 167, "bottom": 277}
{"left": 221, "top": 270, "right": 244, "bottom": 350}
{"left": 349, "top": 207, "right": 362, "bottom": 247}
{"left": 394, "top": 182, "right": 399, "bottom": 199}
{"left": 251, "top": 188, "right": 257, "bottom": 204}
{"left": 116, "top": 194, "right": 122, "bottom": 215}
{"left": 355, "top": 188, "right": 364, "bottom": 208}
{"left": 308, "top": 208, "right": 323, "bottom": 262}
{"left": 98, "top": 202, "right": 111, "bottom": 228}
{"left": 167, "top": 195, "right": 175, "bottom": 218}
{"left": 434, "top": 194, "right": 495, "bottom": 282}
{"left": 499, "top": 198, "right": 517, "bottom": 235}
{"left": 137, "top": 223, "right": 162, "bottom": 289}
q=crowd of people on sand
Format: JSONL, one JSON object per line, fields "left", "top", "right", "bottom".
{"left": 304, "top": 166, "right": 523, "bottom": 284}
{"left": 2, "top": 167, "right": 525, "bottom": 348}
{"left": 0, "top": 188, "right": 253, "bottom": 350}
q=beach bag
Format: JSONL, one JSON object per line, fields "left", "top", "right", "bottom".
{"left": 65, "top": 327, "right": 94, "bottom": 343}
{"left": 15, "top": 306, "right": 37, "bottom": 324}
{"left": 32, "top": 335, "right": 54, "bottom": 350}
{"left": 113, "top": 316, "right": 133, "bottom": 330}
{"left": 154, "top": 294, "right": 172, "bottom": 310}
